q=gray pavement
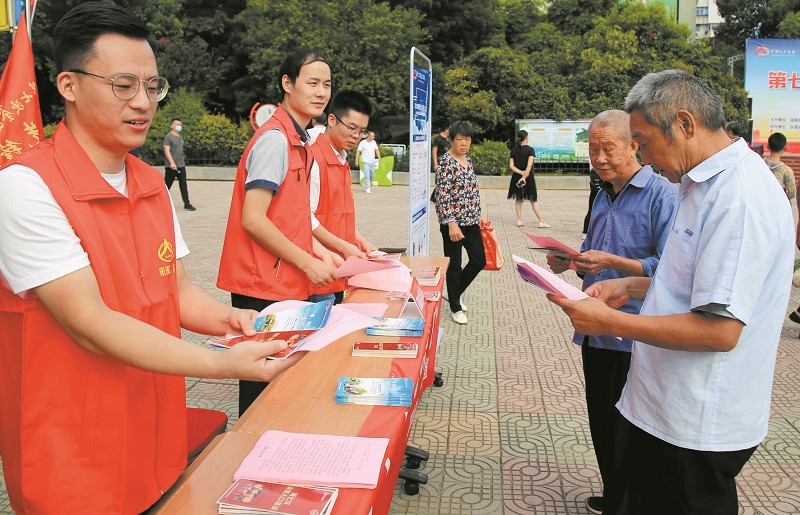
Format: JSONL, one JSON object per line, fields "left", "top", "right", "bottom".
{"left": 2, "top": 181, "right": 800, "bottom": 514}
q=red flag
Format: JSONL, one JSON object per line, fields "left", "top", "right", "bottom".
{"left": 0, "top": 15, "right": 43, "bottom": 165}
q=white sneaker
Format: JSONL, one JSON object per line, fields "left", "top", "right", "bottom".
{"left": 460, "top": 301, "right": 468, "bottom": 312}
{"left": 451, "top": 311, "right": 468, "bottom": 325}
{"left": 515, "top": 220, "right": 524, "bottom": 227}
{"left": 366, "top": 188, "right": 372, "bottom": 194}
{"left": 537, "top": 221, "right": 551, "bottom": 228}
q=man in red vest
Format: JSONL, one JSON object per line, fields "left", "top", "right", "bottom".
{"left": 0, "top": 4, "right": 298, "bottom": 514}
{"left": 308, "top": 90, "right": 379, "bottom": 304}
{"left": 218, "top": 49, "right": 338, "bottom": 415}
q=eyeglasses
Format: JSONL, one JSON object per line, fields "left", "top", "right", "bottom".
{"left": 333, "top": 113, "right": 369, "bottom": 137}
{"left": 69, "top": 69, "right": 170, "bottom": 102}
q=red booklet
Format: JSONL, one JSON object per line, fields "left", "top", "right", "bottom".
{"left": 217, "top": 478, "right": 337, "bottom": 515}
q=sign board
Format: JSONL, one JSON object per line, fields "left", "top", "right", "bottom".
{"left": 408, "top": 48, "right": 432, "bottom": 257}
{"left": 745, "top": 38, "right": 800, "bottom": 152}
{"left": 515, "top": 119, "right": 591, "bottom": 162}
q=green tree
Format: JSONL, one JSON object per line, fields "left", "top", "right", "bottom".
{"left": 236, "top": 0, "right": 427, "bottom": 118}
{"left": 715, "top": 0, "right": 800, "bottom": 49}
{"left": 545, "top": 0, "right": 616, "bottom": 35}
{"left": 389, "top": 0, "right": 505, "bottom": 64}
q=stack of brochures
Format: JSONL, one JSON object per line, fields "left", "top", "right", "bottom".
{"left": 217, "top": 479, "right": 337, "bottom": 515}
{"left": 352, "top": 341, "right": 419, "bottom": 358}
{"left": 335, "top": 377, "right": 414, "bottom": 407}
{"left": 366, "top": 317, "right": 424, "bottom": 337}
{"left": 415, "top": 266, "right": 441, "bottom": 286}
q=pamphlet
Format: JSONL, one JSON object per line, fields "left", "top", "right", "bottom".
{"left": 217, "top": 479, "right": 337, "bottom": 515}
{"left": 522, "top": 233, "right": 580, "bottom": 258}
{"left": 210, "top": 300, "right": 333, "bottom": 359}
{"left": 347, "top": 266, "right": 412, "bottom": 293}
{"left": 234, "top": 431, "right": 389, "bottom": 489}
{"left": 512, "top": 255, "right": 588, "bottom": 300}
{"left": 335, "top": 256, "right": 400, "bottom": 278}
{"left": 335, "top": 377, "right": 414, "bottom": 407}
{"left": 415, "top": 266, "right": 441, "bottom": 286}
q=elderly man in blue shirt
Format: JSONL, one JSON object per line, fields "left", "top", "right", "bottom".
{"left": 550, "top": 71, "right": 795, "bottom": 515}
{"left": 547, "top": 109, "right": 677, "bottom": 515}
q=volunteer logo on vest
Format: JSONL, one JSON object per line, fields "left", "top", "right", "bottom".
{"left": 157, "top": 238, "right": 176, "bottom": 276}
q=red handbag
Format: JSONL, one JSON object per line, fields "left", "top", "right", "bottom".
{"left": 480, "top": 220, "right": 505, "bottom": 271}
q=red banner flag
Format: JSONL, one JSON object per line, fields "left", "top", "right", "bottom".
{"left": 0, "top": 15, "right": 43, "bottom": 165}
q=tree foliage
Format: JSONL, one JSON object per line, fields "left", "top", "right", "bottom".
{"left": 715, "top": 0, "right": 800, "bottom": 49}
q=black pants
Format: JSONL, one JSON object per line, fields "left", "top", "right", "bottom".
{"left": 610, "top": 415, "right": 756, "bottom": 515}
{"left": 230, "top": 293, "right": 277, "bottom": 416}
{"left": 165, "top": 166, "right": 192, "bottom": 207}
{"left": 439, "top": 223, "right": 486, "bottom": 313}
{"left": 581, "top": 342, "right": 631, "bottom": 501}
{"left": 582, "top": 180, "right": 600, "bottom": 234}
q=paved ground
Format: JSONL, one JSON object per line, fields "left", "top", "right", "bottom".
{"left": 2, "top": 181, "right": 800, "bottom": 514}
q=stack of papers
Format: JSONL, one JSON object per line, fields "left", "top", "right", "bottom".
{"left": 210, "top": 300, "right": 333, "bottom": 360}
{"left": 512, "top": 255, "right": 588, "bottom": 300}
{"left": 415, "top": 266, "right": 441, "bottom": 286}
{"left": 217, "top": 479, "right": 337, "bottom": 515}
{"left": 352, "top": 341, "right": 418, "bottom": 358}
{"left": 335, "top": 377, "right": 414, "bottom": 407}
{"left": 234, "top": 431, "right": 389, "bottom": 489}
{"left": 366, "top": 317, "right": 424, "bottom": 337}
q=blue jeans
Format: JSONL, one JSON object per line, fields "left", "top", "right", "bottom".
{"left": 362, "top": 161, "right": 377, "bottom": 188}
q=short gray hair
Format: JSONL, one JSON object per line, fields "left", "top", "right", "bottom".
{"left": 588, "top": 110, "right": 631, "bottom": 143}
{"left": 625, "top": 70, "right": 726, "bottom": 139}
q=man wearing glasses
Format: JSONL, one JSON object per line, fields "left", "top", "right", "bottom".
{"left": 0, "top": 4, "right": 299, "bottom": 513}
{"left": 308, "top": 91, "right": 380, "bottom": 304}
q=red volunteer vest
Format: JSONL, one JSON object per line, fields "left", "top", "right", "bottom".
{"left": 0, "top": 122, "right": 186, "bottom": 514}
{"left": 217, "top": 106, "right": 314, "bottom": 301}
{"left": 309, "top": 134, "right": 357, "bottom": 294}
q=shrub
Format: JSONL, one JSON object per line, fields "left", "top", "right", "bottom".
{"left": 190, "top": 114, "right": 241, "bottom": 165}
{"left": 141, "top": 89, "right": 207, "bottom": 164}
{"left": 470, "top": 140, "right": 509, "bottom": 176}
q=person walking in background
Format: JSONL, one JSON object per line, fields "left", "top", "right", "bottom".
{"left": 356, "top": 131, "right": 380, "bottom": 193}
{"left": 432, "top": 126, "right": 450, "bottom": 166}
{"left": 164, "top": 118, "right": 196, "bottom": 211}
{"left": 508, "top": 130, "right": 549, "bottom": 228}
{"left": 763, "top": 132, "right": 796, "bottom": 201}
{"left": 434, "top": 121, "right": 486, "bottom": 325}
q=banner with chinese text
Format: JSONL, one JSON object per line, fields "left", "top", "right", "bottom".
{"left": 0, "top": 14, "right": 43, "bottom": 164}
{"left": 745, "top": 38, "right": 800, "bottom": 153}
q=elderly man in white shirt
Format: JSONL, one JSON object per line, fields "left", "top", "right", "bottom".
{"left": 549, "top": 70, "right": 794, "bottom": 515}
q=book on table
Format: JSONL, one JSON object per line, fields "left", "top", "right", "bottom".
{"left": 217, "top": 479, "right": 337, "bottom": 515}
{"left": 365, "top": 317, "right": 424, "bottom": 337}
{"left": 415, "top": 266, "right": 441, "bottom": 286}
{"left": 335, "top": 377, "right": 414, "bottom": 407}
{"left": 352, "top": 341, "right": 419, "bottom": 358}
{"left": 210, "top": 300, "right": 334, "bottom": 359}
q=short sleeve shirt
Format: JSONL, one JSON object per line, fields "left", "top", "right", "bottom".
{"left": 510, "top": 145, "right": 535, "bottom": 172}
{"left": 163, "top": 132, "right": 185, "bottom": 168}
{"left": 617, "top": 139, "right": 795, "bottom": 451}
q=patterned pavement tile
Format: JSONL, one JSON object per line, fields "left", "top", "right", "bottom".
{"left": 497, "top": 377, "right": 546, "bottom": 415}
{"left": 502, "top": 457, "right": 564, "bottom": 515}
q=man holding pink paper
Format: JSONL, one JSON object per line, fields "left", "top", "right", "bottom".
{"left": 545, "top": 110, "right": 676, "bottom": 514}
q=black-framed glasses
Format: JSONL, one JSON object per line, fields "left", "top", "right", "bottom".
{"left": 69, "top": 69, "right": 170, "bottom": 102}
{"left": 333, "top": 113, "right": 369, "bottom": 137}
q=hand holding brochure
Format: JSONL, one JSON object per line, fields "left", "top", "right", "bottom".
{"left": 512, "top": 255, "right": 588, "bottom": 300}
{"left": 335, "top": 256, "right": 400, "bottom": 278}
{"left": 210, "top": 300, "right": 333, "bottom": 359}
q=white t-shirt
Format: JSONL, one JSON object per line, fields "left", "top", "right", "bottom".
{"left": 357, "top": 139, "right": 379, "bottom": 164}
{"left": 309, "top": 139, "right": 348, "bottom": 231}
{"left": 0, "top": 164, "right": 189, "bottom": 296}
{"left": 617, "top": 139, "right": 795, "bottom": 451}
